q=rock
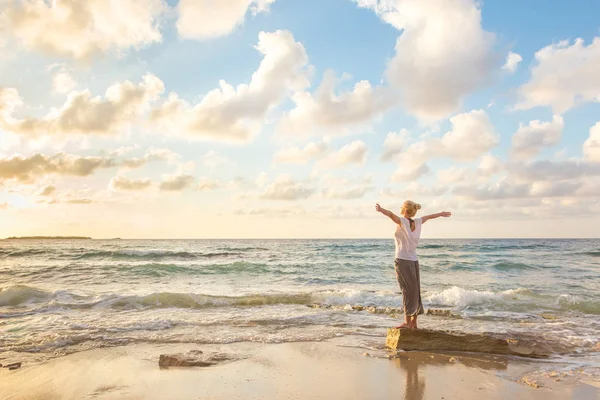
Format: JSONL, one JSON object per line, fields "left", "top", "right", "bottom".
{"left": 363, "top": 352, "right": 370, "bottom": 357}
{"left": 539, "top": 313, "right": 558, "bottom": 320}
{"left": 158, "top": 351, "right": 235, "bottom": 368}
{"left": 4, "top": 362, "right": 21, "bottom": 370}
{"left": 518, "top": 376, "right": 540, "bottom": 388}
{"left": 592, "top": 342, "right": 600, "bottom": 352}
{"left": 386, "top": 328, "right": 552, "bottom": 358}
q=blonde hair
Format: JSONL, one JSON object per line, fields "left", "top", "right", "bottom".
{"left": 401, "top": 200, "right": 421, "bottom": 218}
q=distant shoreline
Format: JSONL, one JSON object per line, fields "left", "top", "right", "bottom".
{"left": 4, "top": 236, "right": 93, "bottom": 240}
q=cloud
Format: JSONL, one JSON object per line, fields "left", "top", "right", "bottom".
{"left": 1, "top": 0, "right": 166, "bottom": 59}
{"left": 110, "top": 176, "right": 152, "bottom": 191}
{"left": 201, "top": 150, "right": 231, "bottom": 170}
{"left": 511, "top": 115, "right": 564, "bottom": 159}
{"left": 516, "top": 38, "right": 600, "bottom": 112}
{"left": 278, "top": 70, "right": 395, "bottom": 136}
{"left": 51, "top": 67, "right": 77, "bottom": 94}
{"left": 392, "top": 110, "right": 497, "bottom": 168}
{"left": 390, "top": 157, "right": 430, "bottom": 182}
{"left": 437, "top": 166, "right": 471, "bottom": 184}
{"left": 0, "top": 148, "right": 174, "bottom": 183}
{"left": 321, "top": 185, "right": 373, "bottom": 200}
{"left": 454, "top": 179, "right": 583, "bottom": 201}
{"left": 583, "top": 121, "right": 600, "bottom": 163}
{"left": 177, "top": 0, "right": 276, "bottom": 40}
{"left": 36, "top": 184, "right": 56, "bottom": 196}
{"left": 478, "top": 154, "right": 503, "bottom": 176}
{"left": 0, "top": 152, "right": 116, "bottom": 182}
{"left": 120, "top": 148, "right": 179, "bottom": 169}
{"left": 436, "top": 110, "right": 498, "bottom": 161}
{"left": 356, "top": 0, "right": 497, "bottom": 120}
{"left": 273, "top": 141, "right": 328, "bottom": 164}
{"left": 233, "top": 205, "right": 306, "bottom": 217}
{"left": 502, "top": 52, "right": 523, "bottom": 73}
{"left": 317, "top": 140, "right": 368, "bottom": 169}
{"left": 159, "top": 173, "right": 195, "bottom": 191}
{"left": 1, "top": 74, "right": 164, "bottom": 137}
{"left": 64, "top": 198, "right": 94, "bottom": 204}
{"left": 507, "top": 160, "right": 600, "bottom": 182}
{"left": 260, "top": 174, "right": 314, "bottom": 200}
{"left": 197, "top": 177, "right": 220, "bottom": 191}
{"left": 381, "top": 130, "right": 408, "bottom": 161}
{"left": 150, "top": 30, "right": 310, "bottom": 142}
{"left": 382, "top": 182, "right": 448, "bottom": 198}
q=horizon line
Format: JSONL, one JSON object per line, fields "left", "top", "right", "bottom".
{"left": 2, "top": 236, "right": 598, "bottom": 240}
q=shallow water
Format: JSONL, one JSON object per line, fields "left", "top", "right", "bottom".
{"left": 0, "top": 238, "right": 599, "bottom": 371}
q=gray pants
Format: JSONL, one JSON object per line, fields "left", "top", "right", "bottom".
{"left": 394, "top": 258, "right": 424, "bottom": 316}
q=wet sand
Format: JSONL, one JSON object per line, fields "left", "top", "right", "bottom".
{"left": 0, "top": 338, "right": 598, "bottom": 400}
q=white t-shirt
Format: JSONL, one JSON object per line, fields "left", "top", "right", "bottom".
{"left": 394, "top": 217, "right": 422, "bottom": 261}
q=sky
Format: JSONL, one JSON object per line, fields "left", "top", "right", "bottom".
{"left": 0, "top": 0, "right": 599, "bottom": 239}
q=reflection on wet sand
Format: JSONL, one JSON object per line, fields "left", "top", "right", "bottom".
{"left": 391, "top": 351, "right": 509, "bottom": 399}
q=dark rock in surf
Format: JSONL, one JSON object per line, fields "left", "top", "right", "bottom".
{"left": 2, "top": 362, "right": 21, "bottom": 370}
{"left": 386, "top": 328, "right": 552, "bottom": 358}
{"left": 158, "top": 350, "right": 235, "bottom": 368}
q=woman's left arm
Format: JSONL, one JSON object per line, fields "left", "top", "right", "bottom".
{"left": 422, "top": 211, "right": 452, "bottom": 224}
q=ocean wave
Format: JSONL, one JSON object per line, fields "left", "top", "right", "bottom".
{"left": 0, "top": 285, "right": 52, "bottom": 306}
{"left": 424, "top": 286, "right": 600, "bottom": 315}
{"left": 490, "top": 262, "right": 536, "bottom": 271}
{"left": 68, "top": 249, "right": 242, "bottom": 261}
{"left": 581, "top": 251, "right": 600, "bottom": 257}
{"left": 3, "top": 284, "right": 600, "bottom": 316}
{"left": 0, "top": 248, "right": 52, "bottom": 258}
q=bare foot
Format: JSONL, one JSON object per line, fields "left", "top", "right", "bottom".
{"left": 394, "top": 323, "right": 411, "bottom": 329}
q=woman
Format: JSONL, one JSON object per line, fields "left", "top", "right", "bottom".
{"left": 375, "top": 201, "right": 451, "bottom": 329}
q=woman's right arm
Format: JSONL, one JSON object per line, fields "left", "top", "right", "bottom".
{"left": 375, "top": 203, "right": 402, "bottom": 225}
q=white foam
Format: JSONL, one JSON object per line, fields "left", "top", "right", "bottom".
{"left": 423, "top": 286, "right": 533, "bottom": 308}
{"left": 313, "top": 289, "right": 402, "bottom": 308}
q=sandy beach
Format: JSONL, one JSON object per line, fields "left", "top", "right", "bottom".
{"left": 1, "top": 337, "right": 598, "bottom": 400}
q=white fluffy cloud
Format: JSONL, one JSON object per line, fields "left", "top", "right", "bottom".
{"left": 437, "top": 166, "right": 471, "bottom": 184}
{"left": 1, "top": 0, "right": 166, "bottom": 59}
{"left": 36, "top": 183, "right": 56, "bottom": 196}
{"left": 390, "top": 156, "right": 429, "bottom": 182}
{"left": 278, "top": 70, "right": 394, "bottom": 136}
{"left": 502, "top": 52, "right": 523, "bottom": 73}
{"left": 273, "top": 141, "right": 328, "bottom": 164}
{"left": 177, "top": 0, "right": 276, "bottom": 40}
{"left": 511, "top": 116, "right": 564, "bottom": 159}
{"left": 507, "top": 160, "right": 600, "bottom": 182}
{"left": 477, "top": 154, "right": 503, "bottom": 176}
{"left": 0, "top": 148, "right": 173, "bottom": 184}
{"left": 583, "top": 122, "right": 600, "bottom": 163}
{"left": 381, "top": 130, "right": 407, "bottom": 161}
{"left": 119, "top": 148, "right": 179, "bottom": 169}
{"left": 317, "top": 140, "right": 368, "bottom": 169}
{"left": 51, "top": 68, "right": 77, "bottom": 94}
{"left": 0, "top": 152, "right": 116, "bottom": 182}
{"left": 260, "top": 174, "right": 314, "bottom": 200}
{"left": 356, "top": 0, "right": 497, "bottom": 120}
{"left": 437, "top": 110, "right": 498, "bottom": 161}
{"left": 159, "top": 173, "right": 195, "bottom": 192}
{"left": 1, "top": 74, "right": 164, "bottom": 137}
{"left": 389, "top": 110, "right": 497, "bottom": 171}
{"left": 150, "top": 30, "right": 309, "bottom": 142}
{"left": 110, "top": 176, "right": 152, "bottom": 191}
{"left": 516, "top": 38, "right": 600, "bottom": 112}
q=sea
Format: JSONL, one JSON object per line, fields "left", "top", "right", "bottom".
{"left": 1, "top": 238, "right": 599, "bottom": 375}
